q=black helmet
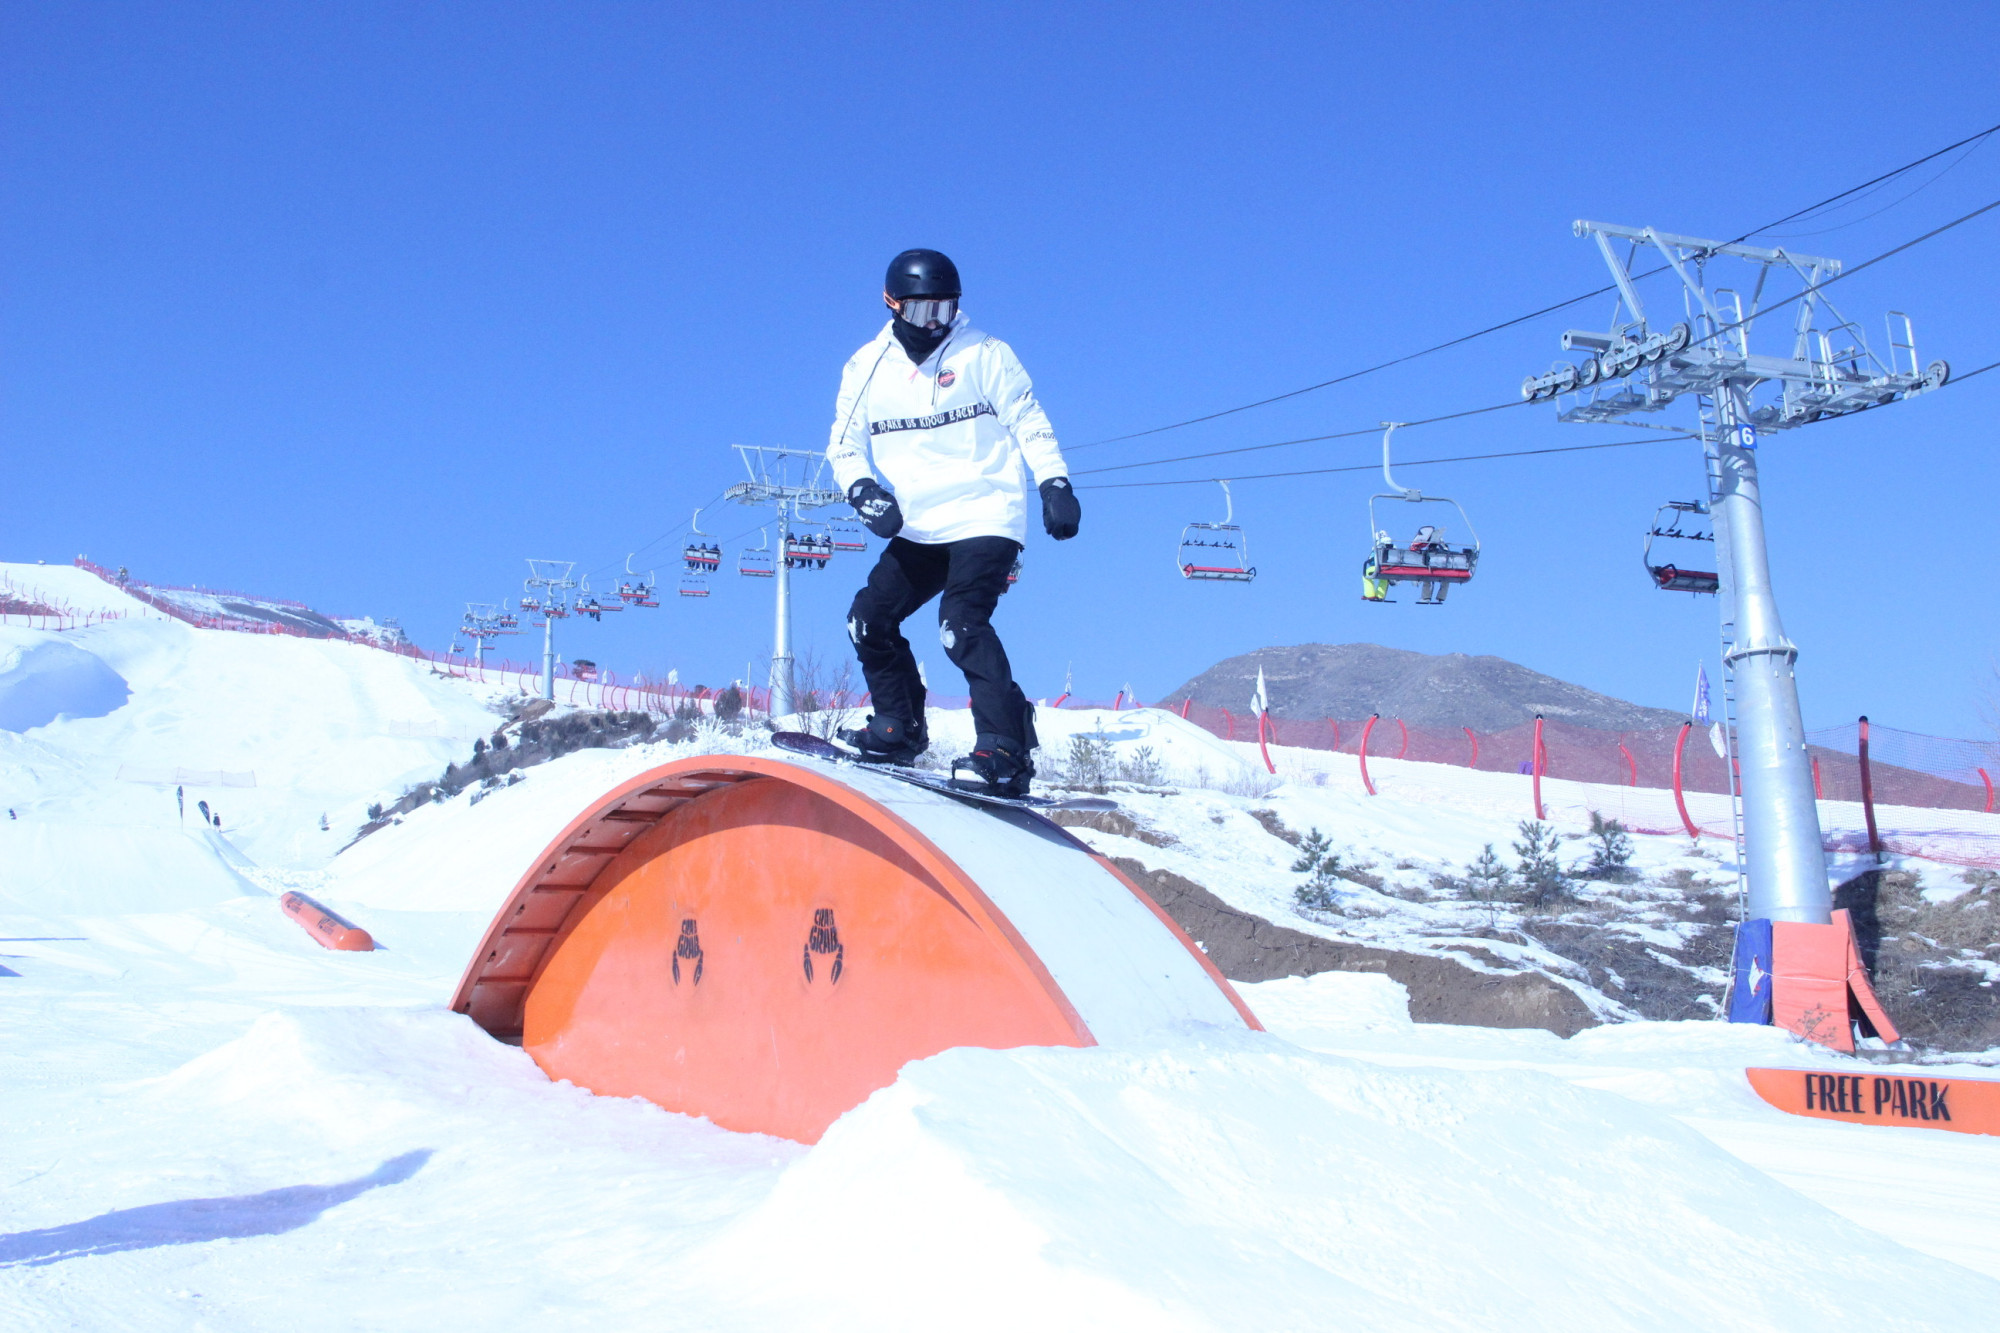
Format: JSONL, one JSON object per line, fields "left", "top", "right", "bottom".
{"left": 884, "top": 249, "right": 960, "bottom": 300}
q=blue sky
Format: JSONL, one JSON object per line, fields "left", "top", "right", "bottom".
{"left": 5, "top": 2, "right": 1998, "bottom": 734}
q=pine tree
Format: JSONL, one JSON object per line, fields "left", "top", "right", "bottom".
{"left": 1464, "top": 843, "right": 1512, "bottom": 927}
{"left": 1291, "top": 829, "right": 1346, "bottom": 912}
{"left": 1584, "top": 810, "right": 1636, "bottom": 882}
{"left": 1512, "top": 820, "right": 1568, "bottom": 910}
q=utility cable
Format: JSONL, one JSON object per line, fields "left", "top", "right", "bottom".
{"left": 1070, "top": 119, "right": 2000, "bottom": 452}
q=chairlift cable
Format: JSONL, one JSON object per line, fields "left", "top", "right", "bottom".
{"left": 1084, "top": 350, "right": 2000, "bottom": 490}
{"left": 1080, "top": 433, "right": 1699, "bottom": 488}
{"left": 1074, "top": 397, "right": 1530, "bottom": 477}
{"left": 1070, "top": 119, "right": 2000, "bottom": 452}
{"left": 1076, "top": 199, "right": 2000, "bottom": 479}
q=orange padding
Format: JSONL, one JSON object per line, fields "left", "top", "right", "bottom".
{"left": 280, "top": 891, "right": 375, "bottom": 951}
{"left": 1747, "top": 1067, "right": 2000, "bottom": 1137}
{"left": 1771, "top": 908, "right": 1898, "bottom": 1050}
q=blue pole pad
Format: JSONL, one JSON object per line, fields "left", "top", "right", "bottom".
{"left": 1728, "top": 918, "right": 1774, "bottom": 1024}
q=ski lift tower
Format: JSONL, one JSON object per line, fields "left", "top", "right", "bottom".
{"left": 723, "top": 446, "right": 844, "bottom": 718}
{"left": 460, "top": 602, "right": 512, "bottom": 672}
{"left": 523, "top": 560, "right": 578, "bottom": 701}
{"left": 1520, "top": 222, "right": 1948, "bottom": 925}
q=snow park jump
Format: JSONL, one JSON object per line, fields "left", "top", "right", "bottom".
{"left": 452, "top": 753, "right": 1260, "bottom": 1142}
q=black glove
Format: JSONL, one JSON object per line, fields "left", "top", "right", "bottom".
{"left": 1039, "top": 477, "right": 1081, "bottom": 541}
{"left": 847, "top": 477, "right": 904, "bottom": 539}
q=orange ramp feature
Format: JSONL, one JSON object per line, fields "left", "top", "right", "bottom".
{"left": 452, "top": 755, "right": 1259, "bottom": 1143}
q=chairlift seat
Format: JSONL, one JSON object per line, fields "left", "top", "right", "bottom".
{"left": 1373, "top": 544, "right": 1477, "bottom": 583}
{"left": 1651, "top": 565, "right": 1719, "bottom": 594}
{"left": 1181, "top": 563, "right": 1257, "bottom": 582}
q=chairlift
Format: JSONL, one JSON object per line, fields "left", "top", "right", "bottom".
{"left": 830, "top": 516, "right": 868, "bottom": 553}
{"left": 496, "top": 608, "right": 520, "bottom": 630}
{"left": 517, "top": 595, "right": 543, "bottom": 613}
{"left": 580, "top": 577, "right": 620, "bottom": 616}
{"left": 784, "top": 523, "right": 833, "bottom": 571}
{"left": 1363, "top": 423, "right": 1479, "bottom": 606}
{"left": 738, "top": 529, "right": 775, "bottom": 578}
{"left": 1176, "top": 480, "right": 1256, "bottom": 582}
{"left": 683, "top": 510, "right": 722, "bottom": 576}
{"left": 679, "top": 577, "right": 711, "bottom": 599}
{"left": 619, "top": 555, "right": 659, "bottom": 607}
{"left": 1643, "top": 500, "right": 1719, "bottom": 594}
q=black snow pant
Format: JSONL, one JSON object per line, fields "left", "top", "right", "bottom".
{"left": 846, "top": 536, "right": 1038, "bottom": 750}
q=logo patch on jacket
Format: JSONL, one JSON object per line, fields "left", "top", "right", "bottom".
{"left": 937, "top": 369, "right": 956, "bottom": 387}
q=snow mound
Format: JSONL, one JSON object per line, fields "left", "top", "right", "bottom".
{"left": 684, "top": 1033, "right": 1998, "bottom": 1329}
{"left": 0, "top": 629, "right": 130, "bottom": 731}
{"left": 0, "top": 821, "right": 262, "bottom": 915}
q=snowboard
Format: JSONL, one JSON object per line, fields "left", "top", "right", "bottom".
{"left": 769, "top": 731, "right": 1118, "bottom": 812}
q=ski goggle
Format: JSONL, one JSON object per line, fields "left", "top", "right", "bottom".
{"left": 895, "top": 296, "right": 958, "bottom": 328}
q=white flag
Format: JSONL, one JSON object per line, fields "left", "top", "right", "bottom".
{"left": 1249, "top": 665, "right": 1270, "bottom": 717}
{"left": 668, "top": 668, "right": 680, "bottom": 687}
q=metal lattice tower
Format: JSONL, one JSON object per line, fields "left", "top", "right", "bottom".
{"left": 523, "top": 560, "right": 578, "bottom": 701}
{"left": 723, "top": 446, "right": 844, "bottom": 718}
{"left": 1522, "top": 221, "right": 1948, "bottom": 925}
{"left": 460, "top": 601, "right": 519, "bottom": 672}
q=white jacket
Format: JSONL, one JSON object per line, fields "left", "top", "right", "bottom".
{"left": 826, "top": 313, "right": 1068, "bottom": 545}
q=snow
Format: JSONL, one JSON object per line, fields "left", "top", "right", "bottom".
{"left": 0, "top": 560, "right": 173, "bottom": 620}
{"left": 0, "top": 629, "right": 130, "bottom": 732}
{"left": 5, "top": 610, "right": 2000, "bottom": 1328}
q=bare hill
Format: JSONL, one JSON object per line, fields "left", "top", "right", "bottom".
{"left": 1158, "top": 643, "right": 1684, "bottom": 733}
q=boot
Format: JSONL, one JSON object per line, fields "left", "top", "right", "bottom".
{"left": 837, "top": 713, "right": 927, "bottom": 766}
{"left": 954, "top": 734, "right": 1035, "bottom": 798}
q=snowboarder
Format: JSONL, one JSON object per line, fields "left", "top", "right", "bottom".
{"left": 827, "top": 248, "right": 1080, "bottom": 796}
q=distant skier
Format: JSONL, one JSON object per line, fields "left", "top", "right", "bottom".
{"left": 827, "top": 248, "right": 1080, "bottom": 796}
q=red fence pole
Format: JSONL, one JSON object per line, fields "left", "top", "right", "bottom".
{"left": 1618, "top": 741, "right": 1637, "bottom": 787}
{"left": 1671, "top": 721, "right": 1699, "bottom": 838}
{"left": 1329, "top": 718, "right": 1342, "bottom": 750}
{"left": 1358, "top": 713, "right": 1379, "bottom": 796}
{"left": 1256, "top": 712, "right": 1276, "bottom": 774}
{"left": 1858, "top": 715, "right": 1883, "bottom": 862}
{"left": 1393, "top": 718, "right": 1407, "bottom": 760}
{"left": 1112, "top": 690, "right": 1125, "bottom": 710}
{"left": 1812, "top": 755, "right": 1824, "bottom": 800}
{"left": 1531, "top": 714, "right": 1546, "bottom": 822}
{"left": 1982, "top": 768, "right": 1994, "bottom": 815}
{"left": 1222, "top": 709, "right": 1234, "bottom": 741}
{"left": 1179, "top": 698, "right": 1190, "bottom": 719}
{"left": 1464, "top": 726, "right": 1477, "bottom": 768}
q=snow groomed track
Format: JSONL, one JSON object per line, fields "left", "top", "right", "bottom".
{"left": 453, "top": 754, "right": 1259, "bottom": 1142}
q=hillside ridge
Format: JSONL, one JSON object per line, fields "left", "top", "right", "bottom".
{"left": 1159, "top": 642, "right": 1684, "bottom": 733}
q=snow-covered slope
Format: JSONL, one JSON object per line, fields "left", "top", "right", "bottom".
{"left": 5, "top": 610, "right": 2000, "bottom": 1330}
{"left": 0, "top": 560, "right": 174, "bottom": 619}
